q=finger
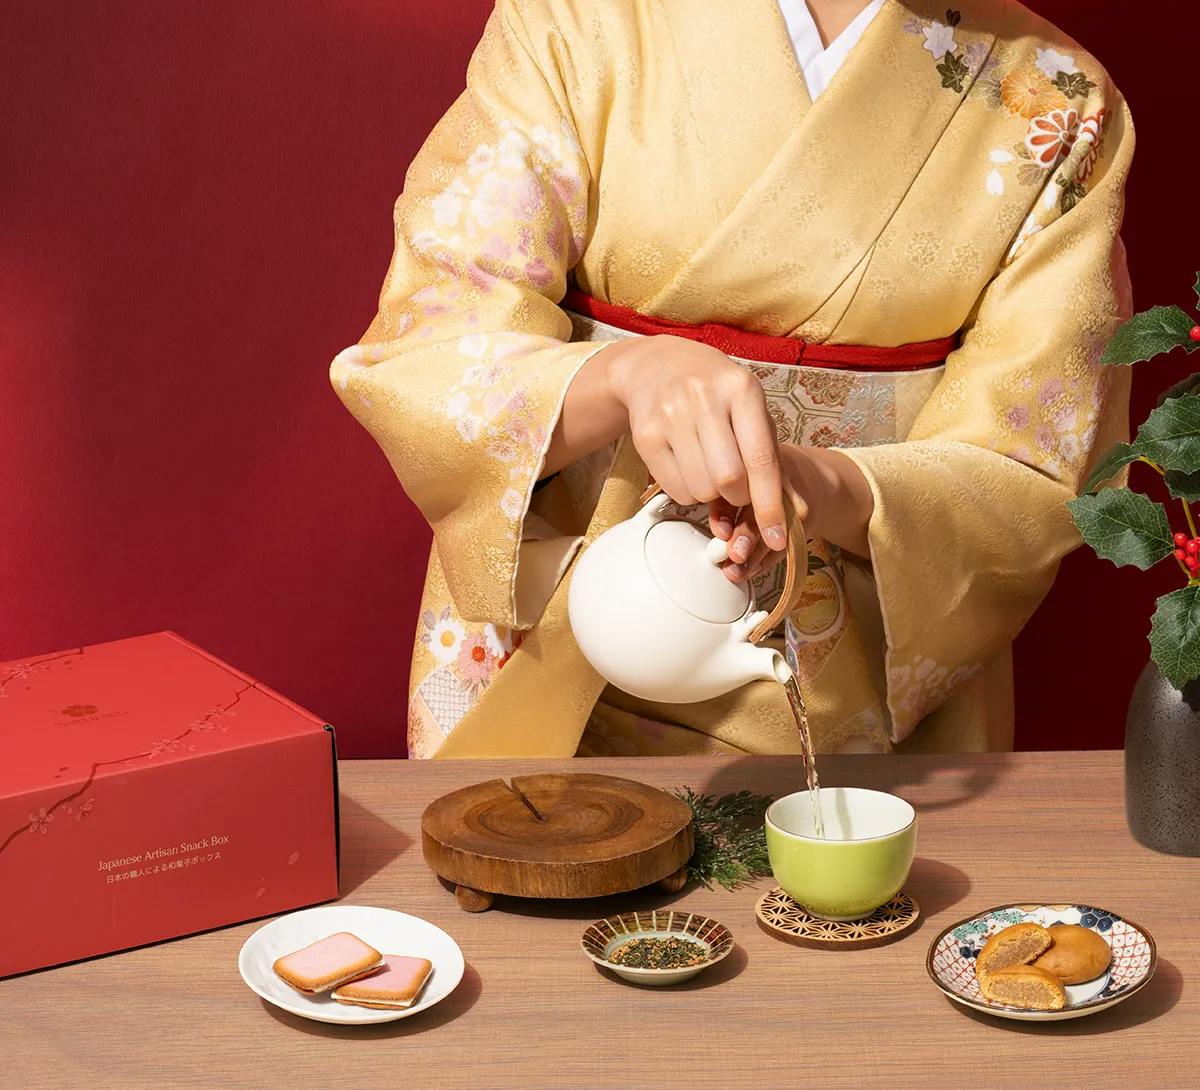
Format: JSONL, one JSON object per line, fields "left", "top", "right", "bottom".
{"left": 731, "top": 392, "right": 786, "bottom": 551}
{"left": 654, "top": 446, "right": 696, "bottom": 506}
{"left": 708, "top": 496, "right": 737, "bottom": 541}
{"left": 670, "top": 424, "right": 719, "bottom": 505}
{"left": 697, "top": 411, "right": 751, "bottom": 508}
{"left": 744, "top": 538, "right": 779, "bottom": 579}
{"left": 725, "top": 537, "right": 774, "bottom": 583}
{"left": 635, "top": 431, "right": 694, "bottom": 506}
{"left": 726, "top": 511, "right": 758, "bottom": 565}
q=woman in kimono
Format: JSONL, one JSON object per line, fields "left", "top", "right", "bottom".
{"left": 331, "top": 0, "right": 1133, "bottom": 759}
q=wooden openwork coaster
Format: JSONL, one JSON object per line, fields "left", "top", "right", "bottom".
{"left": 755, "top": 888, "right": 920, "bottom": 948}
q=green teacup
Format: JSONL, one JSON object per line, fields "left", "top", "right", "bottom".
{"left": 765, "top": 787, "right": 916, "bottom": 921}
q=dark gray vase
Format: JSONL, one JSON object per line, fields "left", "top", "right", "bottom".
{"left": 1125, "top": 661, "right": 1200, "bottom": 856}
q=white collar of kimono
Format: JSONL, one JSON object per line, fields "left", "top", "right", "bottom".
{"left": 777, "top": 0, "right": 886, "bottom": 100}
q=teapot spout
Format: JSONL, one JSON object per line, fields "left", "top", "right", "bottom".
{"left": 727, "top": 641, "right": 794, "bottom": 689}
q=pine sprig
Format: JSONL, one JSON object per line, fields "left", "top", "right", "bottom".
{"left": 674, "top": 787, "right": 775, "bottom": 891}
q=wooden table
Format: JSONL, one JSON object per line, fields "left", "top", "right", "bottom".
{"left": 3, "top": 752, "right": 1196, "bottom": 1089}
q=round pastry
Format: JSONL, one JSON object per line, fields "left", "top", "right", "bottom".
{"left": 978, "top": 964, "right": 1067, "bottom": 1010}
{"left": 1030, "top": 924, "right": 1112, "bottom": 984}
{"left": 974, "top": 922, "right": 1052, "bottom": 981}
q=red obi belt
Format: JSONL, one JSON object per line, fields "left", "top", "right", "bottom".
{"left": 561, "top": 288, "right": 956, "bottom": 373}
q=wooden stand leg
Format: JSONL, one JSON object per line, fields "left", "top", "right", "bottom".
{"left": 657, "top": 866, "right": 689, "bottom": 893}
{"left": 455, "top": 884, "right": 494, "bottom": 912}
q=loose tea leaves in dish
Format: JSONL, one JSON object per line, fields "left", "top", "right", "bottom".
{"left": 607, "top": 936, "right": 708, "bottom": 970}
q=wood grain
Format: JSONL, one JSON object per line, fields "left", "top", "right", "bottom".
{"left": 421, "top": 773, "right": 694, "bottom": 903}
{"left": 2, "top": 753, "right": 1197, "bottom": 1090}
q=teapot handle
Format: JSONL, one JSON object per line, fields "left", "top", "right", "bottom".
{"left": 636, "top": 481, "right": 808, "bottom": 645}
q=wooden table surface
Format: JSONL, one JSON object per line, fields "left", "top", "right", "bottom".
{"left": 4, "top": 752, "right": 1196, "bottom": 1089}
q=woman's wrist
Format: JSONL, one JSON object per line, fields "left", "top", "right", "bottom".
{"left": 781, "top": 443, "right": 874, "bottom": 559}
{"left": 541, "top": 340, "right": 634, "bottom": 477}
{"left": 595, "top": 335, "right": 659, "bottom": 409}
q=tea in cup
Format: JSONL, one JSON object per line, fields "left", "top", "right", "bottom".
{"left": 765, "top": 787, "right": 916, "bottom": 921}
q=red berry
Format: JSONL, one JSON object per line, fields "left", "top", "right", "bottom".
{"left": 1190, "top": 325, "right": 1200, "bottom": 343}
{"left": 1175, "top": 532, "right": 1189, "bottom": 546}
{"left": 1176, "top": 548, "right": 1187, "bottom": 560}
{"left": 1188, "top": 556, "right": 1199, "bottom": 570}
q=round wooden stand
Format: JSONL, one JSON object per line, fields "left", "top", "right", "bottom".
{"left": 755, "top": 889, "right": 920, "bottom": 948}
{"left": 421, "top": 773, "right": 694, "bottom": 911}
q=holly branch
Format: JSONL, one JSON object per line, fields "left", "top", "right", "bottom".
{"left": 1069, "top": 272, "right": 1200, "bottom": 688}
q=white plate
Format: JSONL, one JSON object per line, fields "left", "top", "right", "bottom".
{"left": 926, "top": 902, "right": 1156, "bottom": 1022}
{"left": 238, "top": 904, "right": 465, "bottom": 1025}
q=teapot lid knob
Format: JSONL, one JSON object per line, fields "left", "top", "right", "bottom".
{"left": 705, "top": 536, "right": 730, "bottom": 565}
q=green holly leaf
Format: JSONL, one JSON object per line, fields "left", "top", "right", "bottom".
{"left": 1101, "top": 305, "right": 1199, "bottom": 365}
{"left": 1134, "top": 396, "right": 1200, "bottom": 473}
{"left": 1165, "top": 469, "right": 1200, "bottom": 502}
{"left": 1193, "top": 271, "right": 1200, "bottom": 308}
{"left": 937, "top": 52, "right": 968, "bottom": 93}
{"left": 1079, "top": 442, "right": 1138, "bottom": 494}
{"left": 1149, "top": 586, "right": 1200, "bottom": 689}
{"left": 946, "top": 9, "right": 962, "bottom": 26}
{"left": 1157, "top": 373, "right": 1200, "bottom": 406}
{"left": 1054, "top": 71, "right": 1096, "bottom": 99}
{"left": 1067, "top": 489, "right": 1173, "bottom": 569}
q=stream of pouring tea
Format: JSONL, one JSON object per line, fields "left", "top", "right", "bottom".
{"left": 783, "top": 671, "right": 825, "bottom": 838}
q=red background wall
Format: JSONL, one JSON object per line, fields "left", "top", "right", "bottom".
{"left": 3, "top": 2, "right": 1197, "bottom": 756}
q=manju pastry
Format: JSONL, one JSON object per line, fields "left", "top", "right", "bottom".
{"left": 272, "top": 932, "right": 384, "bottom": 994}
{"left": 1030, "top": 925, "right": 1113, "bottom": 985}
{"left": 331, "top": 956, "right": 434, "bottom": 1010}
{"left": 977, "top": 964, "right": 1067, "bottom": 1010}
{"left": 974, "top": 922, "right": 1052, "bottom": 981}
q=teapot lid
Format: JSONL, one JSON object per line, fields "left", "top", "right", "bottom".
{"left": 643, "top": 519, "right": 751, "bottom": 624}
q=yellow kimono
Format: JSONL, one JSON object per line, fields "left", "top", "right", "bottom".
{"left": 330, "top": 0, "right": 1133, "bottom": 759}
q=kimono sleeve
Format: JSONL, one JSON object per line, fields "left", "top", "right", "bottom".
{"left": 838, "top": 88, "right": 1135, "bottom": 742}
{"left": 329, "top": 0, "right": 612, "bottom": 628}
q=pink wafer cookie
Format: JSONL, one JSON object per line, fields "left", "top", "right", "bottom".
{"left": 272, "top": 932, "right": 384, "bottom": 994}
{"left": 331, "top": 956, "right": 434, "bottom": 1010}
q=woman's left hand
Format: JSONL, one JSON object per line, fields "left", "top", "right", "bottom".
{"left": 711, "top": 443, "right": 875, "bottom": 581}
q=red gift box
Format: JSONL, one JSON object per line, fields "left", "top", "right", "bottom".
{"left": 0, "top": 631, "right": 339, "bottom": 977}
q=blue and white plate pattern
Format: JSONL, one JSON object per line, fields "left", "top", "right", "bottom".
{"left": 926, "top": 902, "right": 1156, "bottom": 1022}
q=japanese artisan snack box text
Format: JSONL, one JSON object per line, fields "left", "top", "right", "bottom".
{"left": 0, "top": 632, "right": 338, "bottom": 977}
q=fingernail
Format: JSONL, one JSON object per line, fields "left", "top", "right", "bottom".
{"left": 715, "top": 516, "right": 733, "bottom": 539}
{"left": 733, "top": 535, "right": 752, "bottom": 560}
{"left": 765, "top": 524, "right": 786, "bottom": 547}
{"left": 726, "top": 563, "right": 747, "bottom": 581}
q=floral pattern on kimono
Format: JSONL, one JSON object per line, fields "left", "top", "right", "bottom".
{"left": 410, "top": 603, "right": 524, "bottom": 752}
{"left": 332, "top": 0, "right": 1135, "bottom": 757}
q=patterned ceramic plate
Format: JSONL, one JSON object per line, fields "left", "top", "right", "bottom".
{"left": 581, "top": 909, "right": 733, "bottom": 986}
{"left": 927, "top": 903, "right": 1156, "bottom": 1022}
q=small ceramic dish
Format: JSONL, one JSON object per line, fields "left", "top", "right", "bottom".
{"left": 581, "top": 909, "right": 733, "bottom": 986}
{"left": 927, "top": 902, "right": 1156, "bottom": 1022}
{"left": 239, "top": 904, "right": 465, "bottom": 1025}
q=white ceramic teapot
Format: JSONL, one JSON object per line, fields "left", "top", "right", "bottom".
{"left": 568, "top": 484, "right": 806, "bottom": 703}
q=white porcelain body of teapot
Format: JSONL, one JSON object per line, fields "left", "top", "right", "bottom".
{"left": 567, "top": 492, "right": 796, "bottom": 704}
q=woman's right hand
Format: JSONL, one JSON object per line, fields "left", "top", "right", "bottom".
{"left": 601, "top": 334, "right": 789, "bottom": 567}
